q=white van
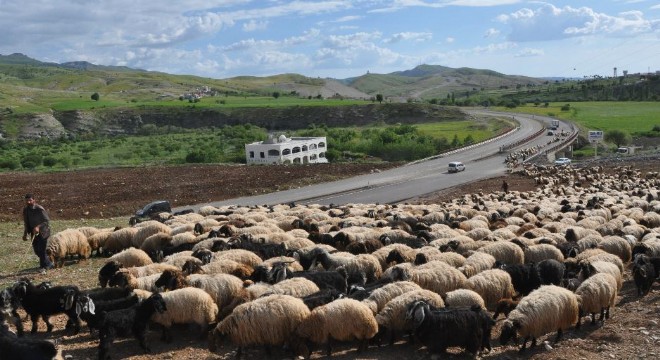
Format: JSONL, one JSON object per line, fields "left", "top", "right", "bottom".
{"left": 448, "top": 161, "right": 465, "bottom": 173}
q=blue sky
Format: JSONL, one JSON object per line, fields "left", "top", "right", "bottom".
{"left": 0, "top": 1, "right": 658, "bottom": 79}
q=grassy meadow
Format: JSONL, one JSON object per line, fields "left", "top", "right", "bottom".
{"left": 0, "top": 217, "right": 127, "bottom": 289}
{"left": 496, "top": 101, "right": 660, "bottom": 134}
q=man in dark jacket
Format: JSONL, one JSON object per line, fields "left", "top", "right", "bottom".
{"left": 22, "top": 193, "right": 54, "bottom": 271}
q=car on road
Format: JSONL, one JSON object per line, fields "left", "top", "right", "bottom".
{"left": 448, "top": 161, "right": 466, "bottom": 173}
{"left": 129, "top": 200, "right": 171, "bottom": 225}
{"left": 554, "top": 157, "right": 572, "bottom": 166}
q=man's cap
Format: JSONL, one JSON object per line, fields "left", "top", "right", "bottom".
{"left": 24, "top": 193, "right": 34, "bottom": 199}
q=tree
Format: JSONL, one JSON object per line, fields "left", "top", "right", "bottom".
{"left": 272, "top": 91, "right": 280, "bottom": 99}
{"left": 91, "top": 92, "right": 100, "bottom": 101}
{"left": 604, "top": 129, "right": 631, "bottom": 148}
{"left": 376, "top": 94, "right": 383, "bottom": 104}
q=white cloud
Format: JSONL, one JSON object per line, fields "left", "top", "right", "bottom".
{"left": 446, "top": 37, "right": 455, "bottom": 43}
{"left": 484, "top": 28, "right": 500, "bottom": 38}
{"left": 384, "top": 32, "right": 433, "bottom": 43}
{"left": 500, "top": 4, "right": 658, "bottom": 42}
{"left": 514, "top": 48, "right": 544, "bottom": 57}
{"left": 243, "top": 20, "right": 268, "bottom": 32}
{"left": 371, "top": 0, "right": 521, "bottom": 13}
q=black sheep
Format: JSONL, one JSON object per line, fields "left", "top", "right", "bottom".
{"left": 271, "top": 264, "right": 348, "bottom": 293}
{"left": 12, "top": 280, "right": 82, "bottom": 334}
{"left": 536, "top": 259, "right": 566, "bottom": 286}
{"left": 98, "top": 261, "right": 123, "bottom": 288}
{"left": 301, "top": 289, "right": 344, "bottom": 310}
{"left": 632, "top": 258, "right": 657, "bottom": 296}
{"left": 97, "top": 293, "right": 167, "bottom": 360}
{"left": 406, "top": 301, "right": 495, "bottom": 356}
{"left": 0, "top": 287, "right": 23, "bottom": 336}
{"left": 500, "top": 263, "right": 542, "bottom": 296}
{"left": 0, "top": 331, "right": 63, "bottom": 360}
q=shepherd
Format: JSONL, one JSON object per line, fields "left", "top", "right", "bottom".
{"left": 22, "top": 193, "right": 54, "bottom": 272}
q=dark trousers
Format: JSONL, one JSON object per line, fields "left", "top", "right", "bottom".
{"left": 32, "top": 235, "right": 53, "bottom": 269}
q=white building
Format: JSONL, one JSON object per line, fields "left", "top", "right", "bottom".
{"left": 245, "top": 135, "right": 328, "bottom": 165}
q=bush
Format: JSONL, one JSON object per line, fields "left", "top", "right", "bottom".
{"left": 42, "top": 156, "right": 58, "bottom": 167}
{"left": 561, "top": 103, "right": 571, "bottom": 111}
{"left": 0, "top": 157, "right": 20, "bottom": 170}
{"left": 185, "top": 150, "right": 219, "bottom": 163}
{"left": 20, "top": 153, "right": 42, "bottom": 169}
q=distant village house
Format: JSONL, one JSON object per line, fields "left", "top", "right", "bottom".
{"left": 245, "top": 135, "right": 328, "bottom": 165}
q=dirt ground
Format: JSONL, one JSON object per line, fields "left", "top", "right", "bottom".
{"left": 2, "top": 158, "right": 659, "bottom": 360}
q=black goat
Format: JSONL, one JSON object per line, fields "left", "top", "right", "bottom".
{"left": 406, "top": 301, "right": 495, "bottom": 356}
{"left": 500, "top": 263, "right": 541, "bottom": 296}
{"left": 12, "top": 280, "right": 82, "bottom": 334}
{"left": 536, "top": 259, "right": 565, "bottom": 286}
{"left": 97, "top": 293, "right": 167, "bottom": 360}
{"left": 301, "top": 289, "right": 344, "bottom": 310}
{"left": 0, "top": 287, "right": 23, "bottom": 336}
{"left": 0, "top": 330, "right": 63, "bottom": 360}
{"left": 270, "top": 263, "right": 348, "bottom": 293}
{"left": 98, "top": 261, "right": 123, "bottom": 288}
{"left": 632, "top": 255, "right": 657, "bottom": 296}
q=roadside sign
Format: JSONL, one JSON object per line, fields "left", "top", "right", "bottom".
{"left": 588, "top": 130, "right": 603, "bottom": 143}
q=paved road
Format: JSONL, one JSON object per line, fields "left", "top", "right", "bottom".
{"left": 176, "top": 111, "right": 573, "bottom": 211}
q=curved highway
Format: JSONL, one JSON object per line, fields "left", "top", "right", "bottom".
{"left": 177, "top": 111, "right": 572, "bottom": 211}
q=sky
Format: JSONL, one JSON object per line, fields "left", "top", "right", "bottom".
{"left": 0, "top": 1, "right": 658, "bottom": 80}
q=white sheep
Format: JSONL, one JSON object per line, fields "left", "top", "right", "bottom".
{"left": 524, "top": 243, "right": 565, "bottom": 264}
{"left": 477, "top": 241, "right": 525, "bottom": 265}
{"left": 500, "top": 285, "right": 579, "bottom": 351}
{"left": 150, "top": 287, "right": 219, "bottom": 343}
{"left": 294, "top": 298, "right": 378, "bottom": 358}
{"left": 458, "top": 252, "right": 497, "bottom": 278}
{"left": 443, "top": 289, "right": 486, "bottom": 309}
{"left": 212, "top": 249, "right": 263, "bottom": 268}
{"left": 45, "top": 229, "right": 91, "bottom": 268}
{"left": 107, "top": 247, "right": 153, "bottom": 267}
{"left": 362, "top": 281, "right": 421, "bottom": 314}
{"left": 578, "top": 260, "right": 623, "bottom": 290}
{"left": 374, "top": 289, "right": 445, "bottom": 345}
{"left": 132, "top": 221, "right": 171, "bottom": 248}
{"left": 246, "top": 277, "right": 320, "bottom": 299}
{"left": 394, "top": 261, "right": 468, "bottom": 297}
{"left": 211, "top": 294, "right": 311, "bottom": 358}
{"left": 103, "top": 227, "right": 139, "bottom": 254}
{"left": 575, "top": 273, "right": 618, "bottom": 327}
{"left": 598, "top": 236, "right": 632, "bottom": 263}
{"left": 466, "top": 268, "right": 515, "bottom": 311}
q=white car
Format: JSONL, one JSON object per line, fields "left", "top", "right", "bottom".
{"left": 554, "top": 157, "right": 572, "bottom": 166}
{"left": 448, "top": 161, "right": 465, "bottom": 173}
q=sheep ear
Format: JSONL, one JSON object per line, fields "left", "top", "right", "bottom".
{"left": 64, "top": 292, "right": 75, "bottom": 310}
{"left": 292, "top": 251, "right": 300, "bottom": 261}
{"left": 87, "top": 298, "right": 96, "bottom": 315}
{"left": 76, "top": 301, "right": 82, "bottom": 316}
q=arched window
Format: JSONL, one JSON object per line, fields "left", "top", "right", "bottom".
{"left": 292, "top": 146, "right": 301, "bottom": 153}
{"left": 309, "top": 144, "right": 317, "bottom": 150}
{"left": 302, "top": 145, "right": 308, "bottom": 152}
{"left": 268, "top": 149, "right": 279, "bottom": 156}
{"left": 319, "top": 152, "right": 325, "bottom": 158}
{"left": 318, "top": 142, "right": 326, "bottom": 148}
{"left": 282, "top": 148, "right": 291, "bottom": 155}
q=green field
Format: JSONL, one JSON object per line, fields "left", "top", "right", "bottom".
{"left": 496, "top": 102, "right": 660, "bottom": 134}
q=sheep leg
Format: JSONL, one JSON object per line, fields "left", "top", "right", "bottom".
{"left": 136, "top": 329, "right": 151, "bottom": 353}
{"left": 41, "top": 314, "right": 54, "bottom": 333}
{"left": 530, "top": 337, "right": 537, "bottom": 348}
{"left": 161, "top": 326, "right": 173, "bottom": 343}
{"left": 518, "top": 337, "right": 529, "bottom": 352}
{"left": 590, "top": 313, "right": 596, "bottom": 325}
{"left": 554, "top": 328, "right": 563, "bottom": 344}
{"left": 30, "top": 314, "right": 40, "bottom": 333}
{"left": 325, "top": 338, "right": 333, "bottom": 357}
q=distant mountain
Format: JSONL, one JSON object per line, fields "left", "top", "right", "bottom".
{"left": 0, "top": 54, "right": 551, "bottom": 109}
{"left": 343, "top": 64, "right": 547, "bottom": 100}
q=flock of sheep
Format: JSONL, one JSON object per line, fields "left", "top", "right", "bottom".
{"left": 1, "top": 161, "right": 659, "bottom": 359}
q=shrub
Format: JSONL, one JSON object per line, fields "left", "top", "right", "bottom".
{"left": 42, "top": 156, "right": 58, "bottom": 167}
{"left": 0, "top": 157, "right": 20, "bottom": 170}
{"left": 20, "top": 153, "right": 43, "bottom": 169}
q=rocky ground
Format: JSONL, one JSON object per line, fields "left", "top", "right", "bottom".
{"left": 2, "top": 156, "right": 659, "bottom": 359}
